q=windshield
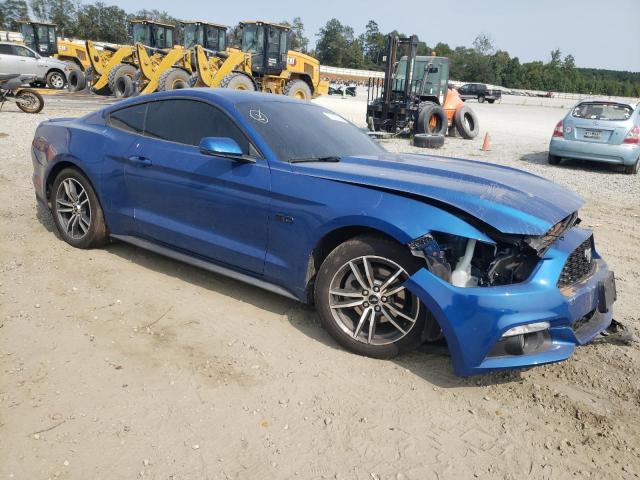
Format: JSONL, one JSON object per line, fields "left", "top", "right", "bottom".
{"left": 132, "top": 24, "right": 150, "bottom": 45}
{"left": 235, "top": 101, "right": 384, "bottom": 162}
{"left": 183, "top": 24, "right": 202, "bottom": 48}
{"left": 572, "top": 102, "right": 633, "bottom": 121}
{"left": 241, "top": 25, "right": 263, "bottom": 53}
{"left": 393, "top": 58, "right": 440, "bottom": 93}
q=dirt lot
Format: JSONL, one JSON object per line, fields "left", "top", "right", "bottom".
{"left": 1, "top": 92, "right": 639, "bottom": 480}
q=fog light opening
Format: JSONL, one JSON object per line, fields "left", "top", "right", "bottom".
{"left": 502, "top": 321, "right": 550, "bottom": 338}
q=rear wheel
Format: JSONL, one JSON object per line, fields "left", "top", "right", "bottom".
{"left": 487, "top": 99, "right": 495, "bottom": 104}
{"left": 624, "top": 158, "right": 639, "bottom": 175}
{"left": 220, "top": 72, "right": 256, "bottom": 91}
{"left": 16, "top": 89, "right": 44, "bottom": 113}
{"left": 51, "top": 168, "right": 108, "bottom": 249}
{"left": 548, "top": 153, "right": 561, "bottom": 165}
{"left": 158, "top": 68, "right": 190, "bottom": 91}
{"left": 283, "top": 79, "right": 312, "bottom": 100}
{"left": 46, "top": 70, "right": 65, "bottom": 89}
{"left": 315, "top": 235, "right": 430, "bottom": 359}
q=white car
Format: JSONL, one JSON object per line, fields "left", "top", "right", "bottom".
{"left": 0, "top": 41, "right": 70, "bottom": 89}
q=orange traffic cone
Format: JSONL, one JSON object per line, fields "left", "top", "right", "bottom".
{"left": 481, "top": 132, "right": 490, "bottom": 151}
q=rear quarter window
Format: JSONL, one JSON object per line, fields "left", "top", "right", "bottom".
{"left": 572, "top": 102, "right": 633, "bottom": 121}
{"left": 0, "top": 44, "right": 12, "bottom": 55}
{"left": 108, "top": 103, "right": 147, "bottom": 134}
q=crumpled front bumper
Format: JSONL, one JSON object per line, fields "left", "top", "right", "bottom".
{"left": 404, "top": 227, "right": 614, "bottom": 376}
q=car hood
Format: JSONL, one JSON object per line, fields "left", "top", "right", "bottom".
{"left": 291, "top": 153, "right": 583, "bottom": 236}
{"left": 41, "top": 58, "right": 68, "bottom": 70}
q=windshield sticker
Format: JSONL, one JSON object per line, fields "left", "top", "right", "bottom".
{"left": 249, "top": 109, "right": 269, "bottom": 124}
{"left": 322, "top": 112, "right": 348, "bottom": 123}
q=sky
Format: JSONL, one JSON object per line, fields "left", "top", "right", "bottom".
{"left": 114, "top": 0, "right": 640, "bottom": 72}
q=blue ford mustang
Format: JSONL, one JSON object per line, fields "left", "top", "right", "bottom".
{"left": 31, "top": 89, "right": 616, "bottom": 376}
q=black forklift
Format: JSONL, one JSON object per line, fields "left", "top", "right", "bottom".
{"left": 366, "top": 35, "right": 461, "bottom": 143}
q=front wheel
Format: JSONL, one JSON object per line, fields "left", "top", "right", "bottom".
{"left": 16, "top": 90, "right": 44, "bottom": 113}
{"left": 477, "top": 94, "right": 485, "bottom": 103}
{"left": 51, "top": 168, "right": 108, "bottom": 249}
{"left": 315, "top": 235, "right": 430, "bottom": 358}
{"left": 46, "top": 70, "right": 65, "bottom": 89}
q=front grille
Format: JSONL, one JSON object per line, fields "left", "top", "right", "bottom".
{"left": 557, "top": 236, "right": 594, "bottom": 287}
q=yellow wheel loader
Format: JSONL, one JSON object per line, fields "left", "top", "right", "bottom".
{"left": 134, "top": 21, "right": 227, "bottom": 95}
{"left": 86, "top": 20, "right": 175, "bottom": 96}
{"left": 193, "top": 21, "right": 328, "bottom": 99}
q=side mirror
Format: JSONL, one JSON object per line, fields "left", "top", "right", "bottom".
{"left": 198, "top": 137, "right": 255, "bottom": 163}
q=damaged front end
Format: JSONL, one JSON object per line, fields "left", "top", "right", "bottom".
{"left": 404, "top": 212, "right": 615, "bottom": 376}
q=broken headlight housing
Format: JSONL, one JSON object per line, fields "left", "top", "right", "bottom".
{"left": 410, "top": 232, "right": 540, "bottom": 288}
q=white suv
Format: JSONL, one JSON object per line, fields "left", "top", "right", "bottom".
{"left": 0, "top": 42, "right": 70, "bottom": 89}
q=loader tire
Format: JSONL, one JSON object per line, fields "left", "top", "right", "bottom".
{"left": 67, "top": 70, "right": 86, "bottom": 92}
{"left": 158, "top": 68, "right": 190, "bottom": 91}
{"left": 283, "top": 79, "right": 312, "bottom": 100}
{"left": 413, "top": 133, "right": 445, "bottom": 149}
{"left": 220, "top": 72, "right": 256, "bottom": 91}
{"left": 107, "top": 64, "right": 136, "bottom": 93}
{"left": 416, "top": 103, "right": 448, "bottom": 135}
{"left": 114, "top": 74, "right": 134, "bottom": 98}
{"left": 454, "top": 105, "right": 479, "bottom": 139}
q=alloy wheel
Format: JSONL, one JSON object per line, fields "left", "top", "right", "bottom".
{"left": 50, "top": 72, "right": 65, "bottom": 89}
{"left": 55, "top": 178, "right": 91, "bottom": 240}
{"left": 328, "top": 255, "right": 421, "bottom": 345}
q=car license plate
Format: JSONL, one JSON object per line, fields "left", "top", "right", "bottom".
{"left": 584, "top": 130, "right": 601, "bottom": 139}
{"left": 598, "top": 271, "right": 616, "bottom": 313}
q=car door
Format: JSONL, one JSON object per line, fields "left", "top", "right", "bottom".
{"left": 10, "top": 45, "right": 41, "bottom": 75}
{"left": 124, "top": 98, "right": 271, "bottom": 274}
{"left": 458, "top": 84, "right": 472, "bottom": 100}
{"left": 0, "top": 44, "right": 19, "bottom": 74}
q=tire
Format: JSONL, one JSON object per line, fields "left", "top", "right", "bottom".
{"left": 415, "top": 102, "right": 448, "bottom": 135}
{"left": 67, "top": 70, "right": 86, "bottom": 92}
{"left": 46, "top": 70, "right": 66, "bottom": 89}
{"left": 413, "top": 133, "right": 445, "bottom": 148}
{"left": 315, "top": 235, "right": 430, "bottom": 359}
{"left": 50, "top": 168, "right": 108, "bottom": 249}
{"left": 16, "top": 89, "right": 44, "bottom": 113}
{"left": 487, "top": 99, "right": 495, "bottom": 104}
{"left": 220, "top": 72, "right": 256, "bottom": 91}
{"left": 158, "top": 68, "right": 190, "bottom": 91}
{"left": 454, "top": 105, "right": 479, "bottom": 139}
{"left": 548, "top": 153, "right": 561, "bottom": 165}
{"left": 624, "top": 158, "right": 639, "bottom": 175}
{"left": 113, "top": 74, "right": 134, "bottom": 98}
{"left": 477, "top": 94, "right": 485, "bottom": 103}
{"left": 283, "top": 79, "right": 312, "bottom": 100}
{"left": 107, "top": 63, "right": 136, "bottom": 92}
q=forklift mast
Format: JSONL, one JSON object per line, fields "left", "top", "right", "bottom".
{"left": 19, "top": 22, "right": 58, "bottom": 56}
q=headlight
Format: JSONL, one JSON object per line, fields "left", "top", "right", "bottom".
{"left": 409, "top": 231, "right": 540, "bottom": 288}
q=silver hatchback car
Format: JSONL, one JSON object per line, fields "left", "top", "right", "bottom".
{"left": 549, "top": 100, "right": 640, "bottom": 174}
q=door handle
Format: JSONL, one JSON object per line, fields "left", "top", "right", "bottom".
{"left": 128, "top": 155, "right": 152, "bottom": 167}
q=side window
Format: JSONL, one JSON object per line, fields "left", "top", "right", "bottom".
{"left": 12, "top": 46, "right": 36, "bottom": 58}
{"left": 108, "top": 103, "right": 147, "bottom": 134}
{"left": 0, "top": 44, "right": 12, "bottom": 55}
{"left": 144, "top": 99, "right": 250, "bottom": 154}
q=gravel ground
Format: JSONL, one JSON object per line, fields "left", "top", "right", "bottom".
{"left": 0, "top": 92, "right": 639, "bottom": 480}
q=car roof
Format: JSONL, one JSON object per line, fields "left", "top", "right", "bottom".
{"left": 106, "top": 88, "right": 309, "bottom": 113}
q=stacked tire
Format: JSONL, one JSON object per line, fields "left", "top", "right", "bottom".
{"left": 108, "top": 64, "right": 137, "bottom": 98}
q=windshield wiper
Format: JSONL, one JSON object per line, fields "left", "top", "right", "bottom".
{"left": 290, "top": 156, "right": 341, "bottom": 164}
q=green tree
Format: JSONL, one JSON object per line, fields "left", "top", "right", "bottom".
{"left": 316, "top": 18, "right": 363, "bottom": 67}
{"left": 29, "top": 0, "right": 77, "bottom": 36}
{"left": 76, "top": 2, "right": 128, "bottom": 43}
{"left": 1, "top": 0, "right": 29, "bottom": 30}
